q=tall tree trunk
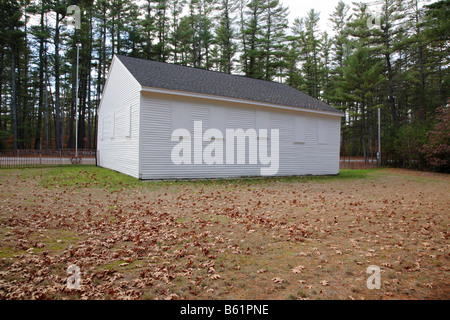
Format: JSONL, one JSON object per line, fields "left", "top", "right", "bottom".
{"left": 88, "top": 76, "right": 92, "bottom": 149}
{"left": 117, "top": 10, "right": 121, "bottom": 55}
{"left": 34, "top": 3, "right": 45, "bottom": 150}
{"left": 45, "top": 60, "right": 50, "bottom": 150}
{"left": 361, "top": 100, "right": 367, "bottom": 162}
{"left": 22, "top": 8, "right": 30, "bottom": 148}
{"left": 11, "top": 50, "right": 18, "bottom": 150}
{"left": 197, "top": 1, "right": 202, "bottom": 67}
{"left": 54, "top": 12, "right": 61, "bottom": 149}
{"left": 61, "top": 86, "right": 66, "bottom": 149}
{"left": 225, "top": 1, "right": 232, "bottom": 74}
{"left": 68, "top": 43, "right": 77, "bottom": 149}
{"left": 385, "top": 52, "right": 397, "bottom": 126}
{"left": 111, "top": 16, "right": 115, "bottom": 56}
{"left": 0, "top": 50, "right": 3, "bottom": 132}
{"left": 265, "top": 6, "right": 272, "bottom": 80}
{"left": 239, "top": 0, "right": 248, "bottom": 74}
{"left": 146, "top": 0, "right": 152, "bottom": 60}
{"left": 34, "top": 42, "right": 44, "bottom": 149}
{"left": 88, "top": 12, "right": 93, "bottom": 149}
{"left": 16, "top": 47, "right": 24, "bottom": 149}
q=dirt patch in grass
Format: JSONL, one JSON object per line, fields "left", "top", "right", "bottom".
{"left": 0, "top": 167, "right": 448, "bottom": 300}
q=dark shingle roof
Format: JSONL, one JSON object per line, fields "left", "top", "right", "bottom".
{"left": 116, "top": 55, "right": 341, "bottom": 114}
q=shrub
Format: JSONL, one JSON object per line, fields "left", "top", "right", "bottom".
{"left": 421, "top": 105, "right": 450, "bottom": 172}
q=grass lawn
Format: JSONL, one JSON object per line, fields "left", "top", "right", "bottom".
{"left": 0, "top": 166, "right": 448, "bottom": 300}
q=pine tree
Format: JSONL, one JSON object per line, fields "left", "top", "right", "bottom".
{"left": 198, "top": 0, "right": 217, "bottom": 70}
{"left": 371, "top": 0, "right": 406, "bottom": 127}
{"left": 302, "top": 9, "right": 321, "bottom": 99}
{"left": 215, "top": 0, "right": 237, "bottom": 73}
{"left": 261, "top": 0, "right": 289, "bottom": 81}
{"left": 28, "top": 0, "right": 51, "bottom": 149}
{"left": 422, "top": 0, "right": 450, "bottom": 109}
{"left": 154, "top": 0, "right": 170, "bottom": 62}
{"left": 140, "top": 0, "right": 156, "bottom": 60}
{"left": 320, "top": 32, "right": 333, "bottom": 104}
{"left": 1, "top": 0, "right": 26, "bottom": 149}
{"left": 241, "top": 0, "right": 266, "bottom": 79}
{"left": 169, "top": 0, "right": 187, "bottom": 63}
{"left": 176, "top": 14, "right": 196, "bottom": 65}
{"left": 329, "top": 0, "right": 350, "bottom": 75}
{"left": 328, "top": 0, "right": 350, "bottom": 155}
{"left": 287, "top": 17, "right": 307, "bottom": 92}
{"left": 338, "top": 45, "right": 384, "bottom": 158}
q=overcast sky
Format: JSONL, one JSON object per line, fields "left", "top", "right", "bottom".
{"left": 279, "top": 0, "right": 433, "bottom": 35}
{"left": 279, "top": 0, "right": 375, "bottom": 34}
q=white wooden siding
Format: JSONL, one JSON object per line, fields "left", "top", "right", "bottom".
{"left": 97, "top": 57, "right": 141, "bottom": 178}
{"left": 140, "top": 92, "right": 341, "bottom": 179}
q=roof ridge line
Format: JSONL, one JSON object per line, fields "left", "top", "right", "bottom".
{"left": 115, "top": 54, "right": 295, "bottom": 88}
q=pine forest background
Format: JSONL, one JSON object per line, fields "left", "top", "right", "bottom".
{"left": 0, "top": 0, "right": 449, "bottom": 171}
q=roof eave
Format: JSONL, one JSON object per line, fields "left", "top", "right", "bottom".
{"left": 140, "top": 86, "right": 344, "bottom": 117}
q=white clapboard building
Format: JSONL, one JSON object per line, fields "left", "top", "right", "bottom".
{"left": 97, "top": 55, "right": 343, "bottom": 179}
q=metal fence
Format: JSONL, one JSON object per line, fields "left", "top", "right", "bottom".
{"left": 0, "top": 149, "right": 96, "bottom": 168}
{"left": 340, "top": 157, "right": 378, "bottom": 170}
{"left": 1, "top": 150, "right": 376, "bottom": 170}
